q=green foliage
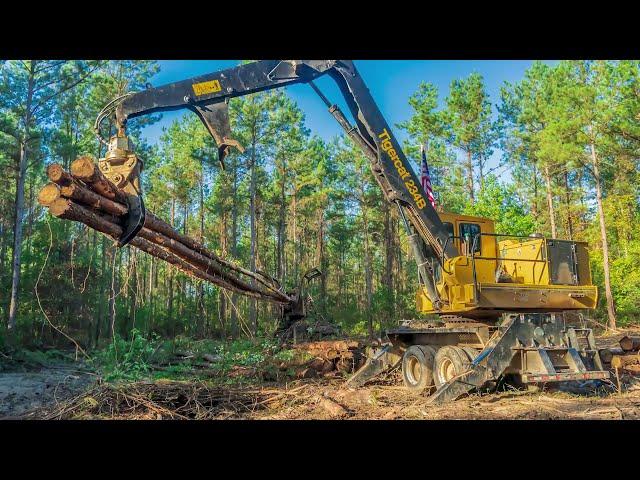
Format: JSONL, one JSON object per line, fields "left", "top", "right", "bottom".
{"left": 92, "top": 329, "right": 160, "bottom": 382}
{"left": 2, "top": 59, "right": 640, "bottom": 356}
{"left": 464, "top": 175, "right": 536, "bottom": 236}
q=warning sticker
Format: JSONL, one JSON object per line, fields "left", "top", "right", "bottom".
{"left": 192, "top": 79, "right": 222, "bottom": 96}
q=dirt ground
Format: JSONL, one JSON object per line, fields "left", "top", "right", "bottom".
{"left": 0, "top": 364, "right": 95, "bottom": 419}
{"left": 3, "top": 328, "right": 640, "bottom": 420}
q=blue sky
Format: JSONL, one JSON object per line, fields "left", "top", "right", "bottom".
{"left": 141, "top": 60, "right": 540, "bottom": 175}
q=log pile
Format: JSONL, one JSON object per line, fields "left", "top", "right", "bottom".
{"left": 291, "top": 340, "right": 366, "bottom": 377}
{"left": 599, "top": 335, "right": 640, "bottom": 375}
{"left": 38, "top": 157, "right": 291, "bottom": 305}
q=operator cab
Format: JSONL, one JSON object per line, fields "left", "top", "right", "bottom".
{"left": 437, "top": 211, "right": 497, "bottom": 259}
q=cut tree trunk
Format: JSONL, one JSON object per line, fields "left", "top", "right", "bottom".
{"left": 620, "top": 336, "right": 640, "bottom": 352}
{"left": 611, "top": 354, "right": 640, "bottom": 370}
{"left": 47, "top": 162, "right": 285, "bottom": 300}
{"left": 47, "top": 198, "right": 259, "bottom": 297}
{"left": 37, "top": 183, "right": 62, "bottom": 207}
{"left": 47, "top": 163, "right": 75, "bottom": 187}
{"left": 599, "top": 347, "right": 625, "bottom": 364}
{"left": 70, "top": 155, "right": 128, "bottom": 204}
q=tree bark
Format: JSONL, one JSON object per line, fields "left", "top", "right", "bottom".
{"left": 7, "top": 61, "right": 36, "bottom": 332}
{"left": 316, "top": 207, "right": 326, "bottom": 314}
{"left": 230, "top": 156, "right": 239, "bottom": 338}
{"left": 543, "top": 164, "right": 557, "bottom": 238}
{"left": 8, "top": 140, "right": 29, "bottom": 331}
{"left": 249, "top": 139, "right": 258, "bottom": 335}
{"left": 382, "top": 202, "right": 395, "bottom": 319}
{"left": 563, "top": 170, "right": 574, "bottom": 240}
{"left": 466, "top": 149, "right": 474, "bottom": 203}
{"left": 590, "top": 141, "right": 617, "bottom": 329}
{"left": 168, "top": 199, "right": 175, "bottom": 336}
{"left": 277, "top": 154, "right": 287, "bottom": 284}
{"left": 620, "top": 336, "right": 640, "bottom": 352}
{"left": 359, "top": 188, "right": 373, "bottom": 339}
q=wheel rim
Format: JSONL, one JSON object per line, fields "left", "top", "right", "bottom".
{"left": 439, "top": 357, "right": 456, "bottom": 383}
{"left": 406, "top": 355, "right": 422, "bottom": 385}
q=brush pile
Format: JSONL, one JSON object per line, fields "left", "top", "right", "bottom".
{"left": 599, "top": 335, "right": 640, "bottom": 375}
{"left": 36, "top": 380, "right": 272, "bottom": 420}
{"left": 38, "top": 156, "right": 289, "bottom": 305}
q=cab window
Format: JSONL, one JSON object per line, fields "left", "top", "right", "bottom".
{"left": 443, "top": 222, "right": 454, "bottom": 240}
{"left": 459, "top": 222, "right": 481, "bottom": 255}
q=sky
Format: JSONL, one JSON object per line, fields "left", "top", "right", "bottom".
{"left": 140, "top": 60, "right": 540, "bottom": 176}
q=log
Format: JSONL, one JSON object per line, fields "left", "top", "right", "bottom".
{"left": 144, "top": 211, "right": 282, "bottom": 295}
{"left": 132, "top": 237, "right": 252, "bottom": 297}
{"left": 67, "top": 157, "right": 285, "bottom": 298}
{"left": 46, "top": 163, "right": 75, "bottom": 187}
{"left": 38, "top": 183, "right": 61, "bottom": 207}
{"left": 59, "top": 182, "right": 128, "bottom": 217}
{"left": 48, "top": 160, "right": 291, "bottom": 303}
{"left": 611, "top": 354, "right": 640, "bottom": 370}
{"left": 296, "top": 367, "right": 317, "bottom": 379}
{"left": 47, "top": 198, "right": 286, "bottom": 302}
{"left": 136, "top": 227, "right": 281, "bottom": 300}
{"left": 620, "top": 336, "right": 640, "bottom": 352}
{"left": 599, "top": 348, "right": 625, "bottom": 364}
{"left": 309, "top": 358, "right": 334, "bottom": 373}
{"left": 49, "top": 198, "right": 122, "bottom": 236}
{"left": 70, "top": 155, "right": 128, "bottom": 203}
{"left": 622, "top": 364, "right": 640, "bottom": 375}
{"left": 317, "top": 397, "right": 347, "bottom": 418}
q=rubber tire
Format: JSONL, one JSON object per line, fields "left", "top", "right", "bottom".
{"left": 433, "top": 346, "right": 471, "bottom": 388}
{"left": 401, "top": 345, "right": 436, "bottom": 394}
{"left": 461, "top": 346, "right": 479, "bottom": 362}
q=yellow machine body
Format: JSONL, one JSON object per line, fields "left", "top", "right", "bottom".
{"left": 416, "top": 212, "right": 598, "bottom": 319}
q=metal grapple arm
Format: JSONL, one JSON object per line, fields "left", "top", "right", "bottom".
{"left": 102, "top": 60, "right": 458, "bottom": 306}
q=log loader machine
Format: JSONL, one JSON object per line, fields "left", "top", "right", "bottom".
{"left": 94, "top": 60, "right": 609, "bottom": 403}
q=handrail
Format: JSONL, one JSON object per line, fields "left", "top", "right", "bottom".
{"left": 440, "top": 231, "right": 551, "bottom": 295}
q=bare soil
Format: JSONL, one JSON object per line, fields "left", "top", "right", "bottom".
{"left": 0, "top": 365, "right": 95, "bottom": 419}
{"left": 4, "top": 328, "right": 640, "bottom": 420}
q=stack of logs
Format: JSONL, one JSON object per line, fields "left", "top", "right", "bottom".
{"left": 38, "top": 156, "right": 291, "bottom": 305}
{"left": 599, "top": 335, "right": 640, "bottom": 375}
{"left": 291, "top": 340, "right": 365, "bottom": 378}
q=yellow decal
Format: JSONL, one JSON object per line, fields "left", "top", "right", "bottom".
{"left": 192, "top": 79, "right": 222, "bottom": 96}
{"left": 378, "top": 128, "right": 427, "bottom": 209}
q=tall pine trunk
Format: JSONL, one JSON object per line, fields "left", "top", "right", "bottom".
{"left": 590, "top": 141, "right": 617, "bottom": 329}
{"left": 276, "top": 155, "right": 286, "bottom": 283}
{"left": 8, "top": 140, "right": 29, "bottom": 332}
{"left": 563, "top": 170, "right": 574, "bottom": 240}
{"left": 7, "top": 61, "right": 35, "bottom": 332}
{"left": 543, "top": 164, "right": 557, "bottom": 238}
{"left": 249, "top": 138, "right": 258, "bottom": 336}
{"left": 197, "top": 167, "right": 205, "bottom": 337}
{"left": 466, "top": 149, "right": 474, "bottom": 203}
{"left": 230, "top": 157, "right": 239, "bottom": 338}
